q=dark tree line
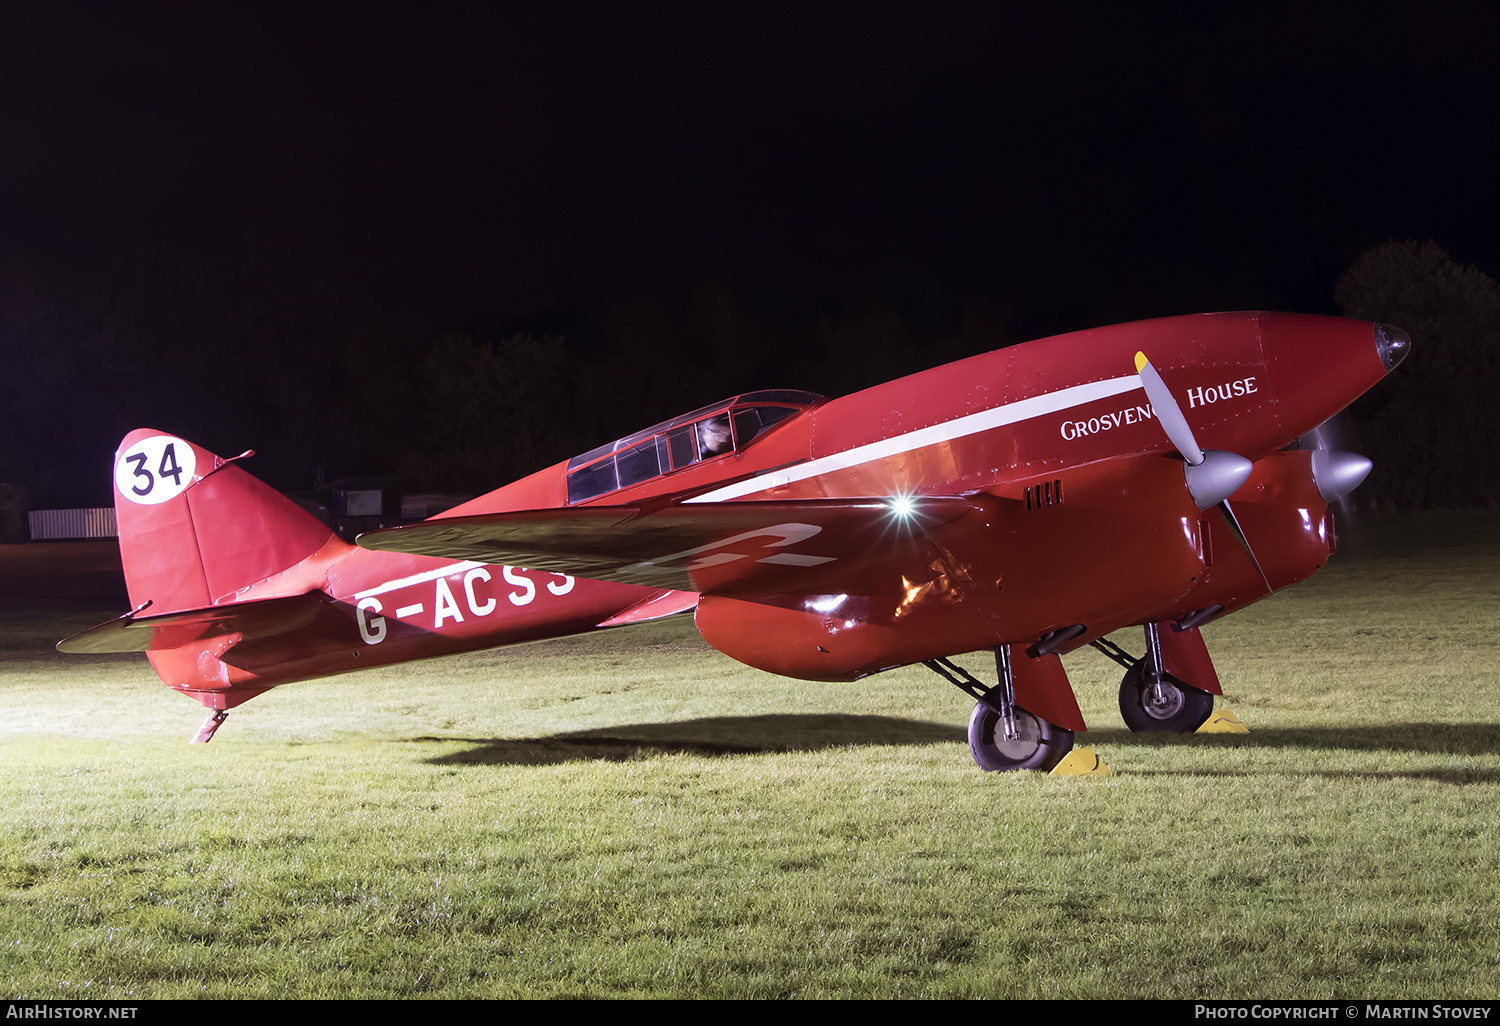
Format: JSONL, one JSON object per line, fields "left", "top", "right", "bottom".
{"left": 397, "top": 291, "right": 1002, "bottom": 494}
{"left": 0, "top": 237, "right": 1494, "bottom": 512}
{"left": 1335, "top": 240, "right": 1500, "bottom": 510}
{"left": 0, "top": 245, "right": 999, "bottom": 507}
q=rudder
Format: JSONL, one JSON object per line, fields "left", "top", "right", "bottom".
{"left": 112, "top": 429, "right": 346, "bottom": 613}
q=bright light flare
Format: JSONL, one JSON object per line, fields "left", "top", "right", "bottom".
{"left": 889, "top": 495, "right": 916, "bottom": 519}
{"left": 805, "top": 593, "right": 848, "bottom": 614}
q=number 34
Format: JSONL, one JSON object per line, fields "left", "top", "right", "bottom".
{"left": 115, "top": 436, "right": 198, "bottom": 506}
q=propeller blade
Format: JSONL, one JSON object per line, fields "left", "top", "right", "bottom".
{"left": 1135, "top": 351, "right": 1204, "bottom": 466}
{"left": 1217, "top": 499, "right": 1272, "bottom": 594}
{"left": 1135, "top": 351, "right": 1252, "bottom": 509}
{"left": 1135, "top": 351, "right": 1270, "bottom": 592}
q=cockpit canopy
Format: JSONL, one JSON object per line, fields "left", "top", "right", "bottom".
{"left": 565, "top": 389, "right": 825, "bottom": 504}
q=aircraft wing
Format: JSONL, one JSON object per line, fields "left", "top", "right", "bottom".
{"left": 57, "top": 592, "right": 329, "bottom": 654}
{"left": 356, "top": 497, "right": 978, "bottom": 593}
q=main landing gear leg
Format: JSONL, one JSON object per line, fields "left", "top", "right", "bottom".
{"left": 924, "top": 649, "right": 1075, "bottom": 772}
{"left": 1091, "top": 625, "right": 1214, "bottom": 733}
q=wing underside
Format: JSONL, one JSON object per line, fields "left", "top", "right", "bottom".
{"left": 356, "top": 497, "right": 978, "bottom": 594}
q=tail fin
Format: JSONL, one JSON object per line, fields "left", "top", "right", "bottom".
{"left": 112, "top": 429, "right": 348, "bottom": 613}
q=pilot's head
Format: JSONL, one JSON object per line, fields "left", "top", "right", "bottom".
{"left": 700, "top": 416, "right": 732, "bottom": 455}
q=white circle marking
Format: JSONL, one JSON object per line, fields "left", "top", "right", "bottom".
{"left": 115, "top": 435, "right": 198, "bottom": 505}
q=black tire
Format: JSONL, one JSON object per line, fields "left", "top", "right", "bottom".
{"left": 967, "top": 701, "right": 1075, "bottom": 772}
{"left": 1118, "top": 663, "right": 1214, "bottom": 732}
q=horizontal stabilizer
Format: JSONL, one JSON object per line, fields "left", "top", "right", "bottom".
{"left": 357, "top": 496, "right": 977, "bottom": 593}
{"left": 57, "top": 592, "right": 328, "bottom": 654}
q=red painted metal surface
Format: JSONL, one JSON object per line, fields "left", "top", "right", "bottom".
{"left": 65, "top": 311, "right": 1402, "bottom": 735}
{"left": 1159, "top": 627, "right": 1223, "bottom": 697}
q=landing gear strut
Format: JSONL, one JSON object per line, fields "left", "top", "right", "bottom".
{"left": 925, "top": 648, "right": 1075, "bottom": 772}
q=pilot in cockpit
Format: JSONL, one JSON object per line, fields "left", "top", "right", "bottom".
{"left": 699, "top": 415, "right": 733, "bottom": 457}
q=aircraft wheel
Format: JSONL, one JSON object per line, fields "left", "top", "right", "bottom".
{"left": 967, "top": 701, "right": 1074, "bottom": 772}
{"left": 1118, "top": 664, "right": 1214, "bottom": 732}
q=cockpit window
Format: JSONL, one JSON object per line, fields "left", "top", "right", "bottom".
{"left": 733, "top": 405, "right": 798, "bottom": 446}
{"left": 615, "top": 436, "right": 667, "bottom": 490}
{"left": 566, "top": 456, "right": 618, "bottom": 500}
{"left": 667, "top": 424, "right": 698, "bottom": 469}
{"left": 565, "top": 389, "right": 824, "bottom": 504}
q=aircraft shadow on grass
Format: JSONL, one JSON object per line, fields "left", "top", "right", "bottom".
{"left": 1090, "top": 722, "right": 1500, "bottom": 753}
{"left": 413, "top": 717, "right": 1500, "bottom": 777}
{"left": 414, "top": 713, "right": 965, "bottom": 766}
{"left": 1086, "top": 723, "right": 1500, "bottom": 783}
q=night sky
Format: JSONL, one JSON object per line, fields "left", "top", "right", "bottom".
{"left": 3, "top": 6, "right": 1498, "bottom": 504}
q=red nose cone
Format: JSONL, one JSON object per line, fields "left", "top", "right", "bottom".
{"left": 1259, "top": 314, "right": 1401, "bottom": 440}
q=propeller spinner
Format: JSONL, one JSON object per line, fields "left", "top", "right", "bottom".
{"left": 1299, "top": 417, "right": 1374, "bottom": 506}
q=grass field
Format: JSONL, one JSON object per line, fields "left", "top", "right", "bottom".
{"left": 3, "top": 514, "right": 1499, "bottom": 998}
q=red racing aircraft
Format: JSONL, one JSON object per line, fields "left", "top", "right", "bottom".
{"left": 61, "top": 312, "right": 1408, "bottom": 770}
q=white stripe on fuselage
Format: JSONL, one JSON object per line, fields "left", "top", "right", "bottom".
{"left": 353, "top": 561, "right": 486, "bottom": 600}
{"left": 686, "top": 373, "right": 1144, "bottom": 503}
